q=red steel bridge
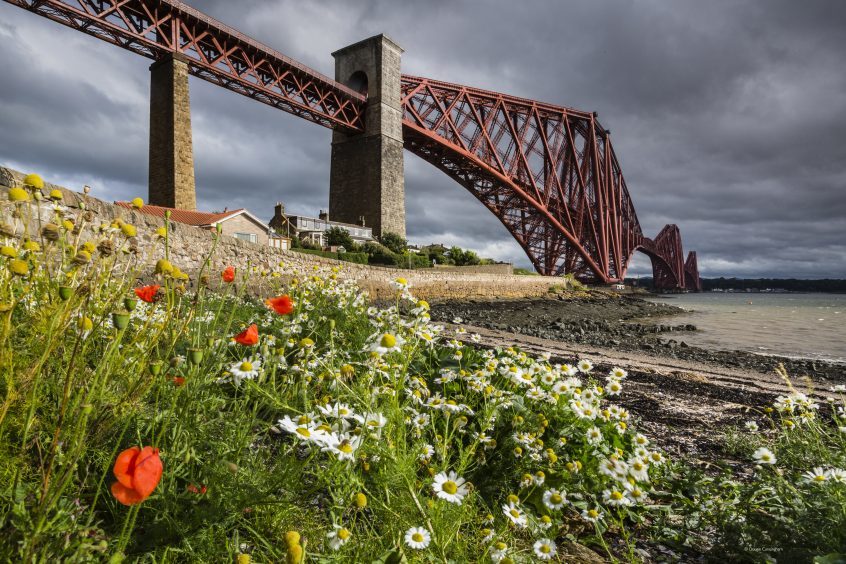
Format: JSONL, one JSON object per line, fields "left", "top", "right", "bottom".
{"left": 2, "top": 0, "right": 701, "bottom": 290}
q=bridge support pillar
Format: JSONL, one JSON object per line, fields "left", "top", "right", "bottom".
{"left": 330, "top": 35, "right": 405, "bottom": 238}
{"left": 148, "top": 53, "right": 196, "bottom": 210}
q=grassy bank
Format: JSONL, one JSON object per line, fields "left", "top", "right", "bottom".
{"left": 1, "top": 179, "right": 845, "bottom": 562}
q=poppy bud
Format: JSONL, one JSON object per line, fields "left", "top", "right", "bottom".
{"left": 112, "top": 312, "right": 130, "bottom": 330}
{"left": 58, "top": 286, "right": 73, "bottom": 301}
{"left": 149, "top": 361, "right": 163, "bottom": 376}
{"left": 188, "top": 348, "right": 204, "bottom": 365}
{"left": 123, "top": 297, "right": 137, "bottom": 311}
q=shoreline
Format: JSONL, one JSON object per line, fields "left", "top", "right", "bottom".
{"left": 430, "top": 294, "right": 845, "bottom": 459}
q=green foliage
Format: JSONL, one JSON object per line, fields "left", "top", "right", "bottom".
{"left": 290, "top": 247, "right": 368, "bottom": 264}
{"left": 513, "top": 267, "right": 538, "bottom": 275}
{"left": 653, "top": 366, "right": 846, "bottom": 561}
{"left": 324, "top": 226, "right": 355, "bottom": 250}
{"left": 379, "top": 232, "right": 407, "bottom": 254}
{"left": 447, "top": 246, "right": 480, "bottom": 266}
{"left": 2, "top": 181, "right": 845, "bottom": 562}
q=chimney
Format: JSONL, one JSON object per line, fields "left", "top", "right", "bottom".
{"left": 358, "top": 215, "right": 366, "bottom": 227}
{"left": 319, "top": 210, "right": 329, "bottom": 221}
{"left": 274, "top": 201, "right": 285, "bottom": 219}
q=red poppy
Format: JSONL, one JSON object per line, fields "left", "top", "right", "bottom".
{"left": 134, "top": 285, "right": 160, "bottom": 303}
{"left": 111, "top": 446, "right": 163, "bottom": 506}
{"left": 265, "top": 294, "right": 294, "bottom": 316}
{"left": 222, "top": 266, "right": 235, "bottom": 283}
{"left": 232, "top": 324, "right": 259, "bottom": 346}
{"left": 187, "top": 483, "right": 207, "bottom": 495}
{"left": 171, "top": 376, "right": 185, "bottom": 387}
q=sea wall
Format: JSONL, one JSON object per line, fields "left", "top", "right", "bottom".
{"left": 0, "top": 166, "right": 562, "bottom": 301}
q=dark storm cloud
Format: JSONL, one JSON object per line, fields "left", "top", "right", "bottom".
{"left": 1, "top": 0, "right": 844, "bottom": 277}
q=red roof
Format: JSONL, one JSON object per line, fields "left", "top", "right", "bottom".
{"left": 114, "top": 202, "right": 244, "bottom": 226}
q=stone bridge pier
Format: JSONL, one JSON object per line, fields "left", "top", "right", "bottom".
{"left": 148, "top": 53, "right": 196, "bottom": 210}
{"left": 329, "top": 35, "right": 406, "bottom": 238}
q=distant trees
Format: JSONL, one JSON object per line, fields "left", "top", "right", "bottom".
{"left": 379, "top": 232, "right": 407, "bottom": 254}
{"left": 447, "top": 246, "right": 480, "bottom": 266}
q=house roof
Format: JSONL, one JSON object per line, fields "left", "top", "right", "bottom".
{"left": 115, "top": 202, "right": 268, "bottom": 229}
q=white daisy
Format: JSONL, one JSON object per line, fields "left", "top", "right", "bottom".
{"left": 318, "top": 402, "right": 356, "bottom": 420}
{"left": 609, "top": 367, "right": 628, "bottom": 379}
{"left": 277, "top": 415, "right": 330, "bottom": 445}
{"left": 581, "top": 507, "right": 603, "bottom": 523}
{"left": 753, "top": 447, "right": 776, "bottom": 465}
{"left": 490, "top": 541, "right": 508, "bottom": 563}
{"left": 229, "top": 358, "right": 261, "bottom": 386}
{"left": 368, "top": 332, "right": 405, "bottom": 354}
{"left": 533, "top": 538, "right": 557, "bottom": 560}
{"left": 801, "top": 467, "right": 829, "bottom": 484}
{"left": 542, "top": 488, "right": 566, "bottom": 510}
{"left": 321, "top": 434, "right": 362, "bottom": 461}
{"left": 355, "top": 412, "right": 388, "bottom": 430}
{"left": 419, "top": 444, "right": 435, "bottom": 461}
{"left": 403, "top": 526, "right": 431, "bottom": 550}
{"left": 586, "top": 426, "right": 603, "bottom": 445}
{"left": 745, "top": 421, "right": 759, "bottom": 432}
{"left": 431, "top": 470, "right": 469, "bottom": 504}
{"left": 326, "top": 524, "right": 352, "bottom": 550}
{"left": 603, "top": 488, "right": 632, "bottom": 506}
{"left": 577, "top": 359, "right": 594, "bottom": 373}
{"left": 502, "top": 501, "right": 528, "bottom": 527}
{"left": 606, "top": 379, "right": 623, "bottom": 396}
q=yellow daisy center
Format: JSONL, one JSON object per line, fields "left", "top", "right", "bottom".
{"left": 380, "top": 334, "right": 397, "bottom": 348}
{"left": 550, "top": 494, "right": 562, "bottom": 504}
{"left": 240, "top": 362, "right": 253, "bottom": 371}
{"left": 412, "top": 533, "right": 424, "bottom": 542}
{"left": 338, "top": 528, "right": 351, "bottom": 540}
{"left": 442, "top": 480, "right": 458, "bottom": 495}
{"left": 295, "top": 427, "right": 311, "bottom": 438}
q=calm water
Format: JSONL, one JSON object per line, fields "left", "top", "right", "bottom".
{"left": 644, "top": 293, "right": 846, "bottom": 363}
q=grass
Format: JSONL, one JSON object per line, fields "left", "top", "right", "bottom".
{"left": 1, "top": 177, "right": 845, "bottom": 562}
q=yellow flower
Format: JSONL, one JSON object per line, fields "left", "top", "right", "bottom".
{"left": 131, "top": 197, "right": 144, "bottom": 209}
{"left": 353, "top": 492, "right": 367, "bottom": 508}
{"left": 155, "top": 259, "right": 174, "bottom": 275}
{"left": 120, "top": 223, "right": 137, "bottom": 238}
{"left": 8, "top": 187, "right": 29, "bottom": 202}
{"left": 155, "top": 227, "right": 167, "bottom": 238}
{"left": 22, "top": 240, "right": 40, "bottom": 252}
{"left": 73, "top": 250, "right": 91, "bottom": 264}
{"left": 78, "top": 316, "right": 93, "bottom": 332}
{"left": 23, "top": 173, "right": 44, "bottom": 189}
{"left": 9, "top": 259, "right": 29, "bottom": 276}
{"left": 284, "top": 531, "right": 301, "bottom": 549}
{"left": 237, "top": 554, "right": 251, "bottom": 564}
{"left": 0, "top": 246, "right": 17, "bottom": 258}
{"left": 298, "top": 337, "right": 315, "bottom": 348}
{"left": 82, "top": 241, "right": 96, "bottom": 254}
{"left": 62, "top": 219, "right": 75, "bottom": 231}
{"left": 49, "top": 189, "right": 63, "bottom": 201}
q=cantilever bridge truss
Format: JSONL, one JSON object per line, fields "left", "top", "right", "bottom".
{"left": 3, "top": 0, "right": 700, "bottom": 290}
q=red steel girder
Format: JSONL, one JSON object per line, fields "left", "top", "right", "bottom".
{"left": 2, "top": 0, "right": 366, "bottom": 131}
{"left": 684, "top": 251, "right": 701, "bottom": 292}
{"left": 400, "top": 75, "right": 648, "bottom": 284}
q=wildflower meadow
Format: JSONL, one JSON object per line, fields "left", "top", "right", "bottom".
{"left": 1, "top": 175, "right": 845, "bottom": 562}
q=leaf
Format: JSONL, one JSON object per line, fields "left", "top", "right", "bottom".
{"left": 814, "top": 555, "right": 846, "bottom": 564}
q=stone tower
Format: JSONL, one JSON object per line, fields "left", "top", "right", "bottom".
{"left": 329, "top": 35, "right": 405, "bottom": 238}
{"left": 148, "top": 53, "right": 196, "bottom": 210}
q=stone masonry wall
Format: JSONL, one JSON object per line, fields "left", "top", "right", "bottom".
{"left": 1, "top": 167, "right": 561, "bottom": 301}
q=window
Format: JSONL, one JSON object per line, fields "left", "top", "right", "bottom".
{"left": 234, "top": 232, "right": 257, "bottom": 243}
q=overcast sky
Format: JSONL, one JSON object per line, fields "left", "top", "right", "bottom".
{"left": 1, "top": 0, "right": 844, "bottom": 278}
